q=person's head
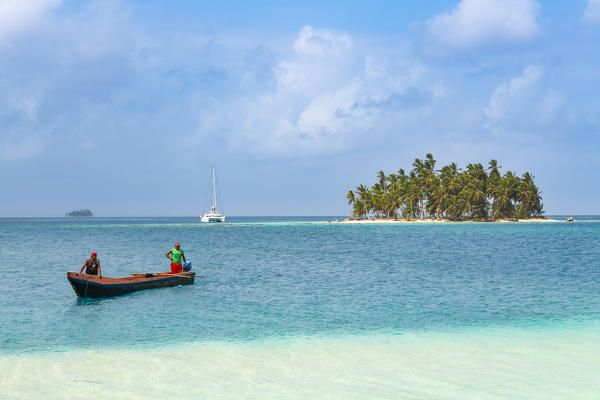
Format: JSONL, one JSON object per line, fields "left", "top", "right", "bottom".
{"left": 91, "top": 251, "right": 97, "bottom": 259}
{"left": 174, "top": 242, "right": 180, "bottom": 250}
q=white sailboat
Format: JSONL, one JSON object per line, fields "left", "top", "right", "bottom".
{"left": 201, "top": 167, "right": 226, "bottom": 223}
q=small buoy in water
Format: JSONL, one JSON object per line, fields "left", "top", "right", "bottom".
{"left": 567, "top": 216, "right": 574, "bottom": 222}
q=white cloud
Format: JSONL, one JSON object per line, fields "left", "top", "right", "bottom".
{"left": 485, "top": 64, "right": 543, "bottom": 121}
{"left": 293, "top": 25, "right": 352, "bottom": 57}
{"left": 0, "top": 0, "right": 61, "bottom": 41}
{"left": 191, "top": 26, "right": 437, "bottom": 156}
{"left": 484, "top": 64, "right": 564, "bottom": 126}
{"left": 584, "top": 0, "right": 600, "bottom": 23}
{"left": 425, "top": 0, "right": 541, "bottom": 53}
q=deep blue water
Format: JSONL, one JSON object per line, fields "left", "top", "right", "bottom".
{"left": 0, "top": 216, "right": 599, "bottom": 355}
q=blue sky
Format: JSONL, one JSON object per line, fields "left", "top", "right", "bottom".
{"left": 1, "top": 0, "right": 599, "bottom": 216}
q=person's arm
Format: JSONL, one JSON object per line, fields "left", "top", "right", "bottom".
{"left": 165, "top": 250, "right": 172, "bottom": 262}
{"left": 97, "top": 260, "right": 102, "bottom": 279}
{"left": 182, "top": 251, "right": 187, "bottom": 266}
{"left": 79, "top": 262, "right": 86, "bottom": 274}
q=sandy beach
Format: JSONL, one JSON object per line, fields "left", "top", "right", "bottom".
{"left": 333, "top": 217, "right": 563, "bottom": 224}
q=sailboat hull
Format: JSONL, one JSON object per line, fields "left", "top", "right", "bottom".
{"left": 201, "top": 214, "right": 225, "bottom": 223}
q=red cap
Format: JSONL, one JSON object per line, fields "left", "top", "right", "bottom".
{"left": 91, "top": 252, "right": 97, "bottom": 257}
{"left": 175, "top": 242, "right": 180, "bottom": 246}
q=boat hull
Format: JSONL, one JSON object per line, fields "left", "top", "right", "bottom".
{"left": 201, "top": 214, "right": 225, "bottom": 223}
{"left": 66, "top": 271, "right": 195, "bottom": 298}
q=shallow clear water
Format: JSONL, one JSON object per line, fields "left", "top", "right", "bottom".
{"left": 1, "top": 217, "right": 599, "bottom": 398}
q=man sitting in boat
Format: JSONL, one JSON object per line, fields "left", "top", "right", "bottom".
{"left": 79, "top": 251, "right": 102, "bottom": 278}
{"left": 165, "top": 242, "right": 187, "bottom": 274}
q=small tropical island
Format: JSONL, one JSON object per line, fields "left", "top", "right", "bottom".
{"left": 65, "top": 209, "right": 93, "bottom": 217}
{"left": 343, "top": 154, "right": 548, "bottom": 223}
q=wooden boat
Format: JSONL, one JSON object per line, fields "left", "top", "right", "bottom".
{"left": 66, "top": 271, "right": 195, "bottom": 298}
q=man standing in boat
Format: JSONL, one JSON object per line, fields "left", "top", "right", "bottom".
{"left": 79, "top": 251, "right": 101, "bottom": 278}
{"left": 165, "top": 242, "right": 187, "bottom": 274}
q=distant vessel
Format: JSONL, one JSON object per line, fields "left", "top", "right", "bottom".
{"left": 66, "top": 209, "right": 93, "bottom": 217}
{"left": 201, "top": 167, "right": 226, "bottom": 223}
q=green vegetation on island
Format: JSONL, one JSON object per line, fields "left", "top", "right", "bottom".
{"left": 346, "top": 154, "right": 543, "bottom": 221}
{"left": 66, "top": 209, "right": 93, "bottom": 217}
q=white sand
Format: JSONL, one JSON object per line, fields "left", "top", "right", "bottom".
{"left": 333, "top": 217, "right": 562, "bottom": 224}
{"left": 2, "top": 326, "right": 598, "bottom": 400}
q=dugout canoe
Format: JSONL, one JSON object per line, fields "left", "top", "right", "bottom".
{"left": 66, "top": 271, "right": 195, "bottom": 298}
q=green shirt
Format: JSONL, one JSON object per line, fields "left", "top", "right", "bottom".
{"left": 171, "top": 248, "right": 183, "bottom": 264}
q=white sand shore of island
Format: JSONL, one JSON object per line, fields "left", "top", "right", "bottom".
{"left": 332, "top": 217, "right": 563, "bottom": 224}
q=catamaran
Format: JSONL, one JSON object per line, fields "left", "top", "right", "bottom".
{"left": 201, "top": 167, "right": 226, "bottom": 223}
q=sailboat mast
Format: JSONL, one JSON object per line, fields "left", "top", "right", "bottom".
{"left": 212, "top": 167, "right": 217, "bottom": 212}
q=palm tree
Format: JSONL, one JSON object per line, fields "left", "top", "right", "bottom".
{"left": 403, "top": 176, "right": 420, "bottom": 218}
{"left": 346, "top": 190, "right": 356, "bottom": 206}
{"left": 356, "top": 184, "right": 369, "bottom": 206}
{"left": 463, "top": 163, "right": 488, "bottom": 218}
{"left": 488, "top": 159, "right": 502, "bottom": 177}
{"left": 412, "top": 156, "right": 437, "bottom": 219}
{"left": 377, "top": 170, "right": 387, "bottom": 188}
{"left": 352, "top": 199, "right": 368, "bottom": 219}
{"left": 345, "top": 155, "right": 543, "bottom": 221}
{"left": 425, "top": 153, "right": 436, "bottom": 171}
{"left": 514, "top": 172, "right": 543, "bottom": 218}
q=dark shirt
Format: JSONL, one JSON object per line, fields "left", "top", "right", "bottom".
{"left": 84, "top": 258, "right": 100, "bottom": 275}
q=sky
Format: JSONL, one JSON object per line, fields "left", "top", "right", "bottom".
{"left": 0, "top": 0, "right": 599, "bottom": 216}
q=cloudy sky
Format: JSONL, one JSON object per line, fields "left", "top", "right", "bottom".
{"left": 1, "top": 0, "right": 599, "bottom": 216}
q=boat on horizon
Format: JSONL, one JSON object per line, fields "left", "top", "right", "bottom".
{"left": 201, "top": 166, "right": 226, "bottom": 223}
{"left": 66, "top": 271, "right": 195, "bottom": 298}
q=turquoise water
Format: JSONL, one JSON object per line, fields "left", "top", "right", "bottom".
{"left": 1, "top": 217, "right": 599, "bottom": 398}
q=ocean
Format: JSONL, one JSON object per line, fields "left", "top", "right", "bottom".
{"left": 1, "top": 216, "right": 599, "bottom": 399}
